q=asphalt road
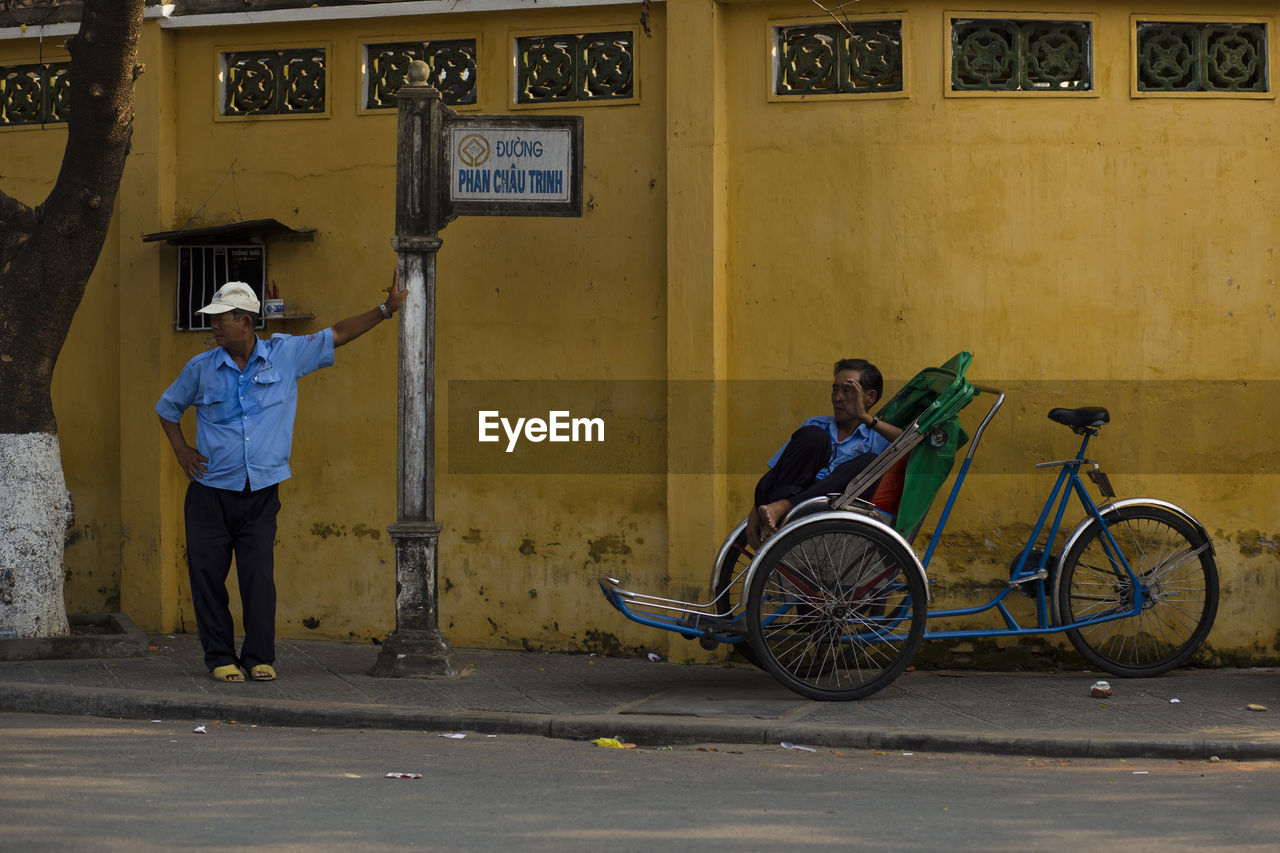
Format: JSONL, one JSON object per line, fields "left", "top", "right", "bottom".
{"left": 3, "top": 712, "right": 1279, "bottom": 851}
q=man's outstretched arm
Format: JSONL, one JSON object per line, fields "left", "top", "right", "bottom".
{"left": 332, "top": 267, "right": 408, "bottom": 347}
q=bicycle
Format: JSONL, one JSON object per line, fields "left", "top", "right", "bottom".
{"left": 599, "top": 352, "right": 1219, "bottom": 700}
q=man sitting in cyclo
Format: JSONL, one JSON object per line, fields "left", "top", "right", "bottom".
{"left": 746, "top": 358, "right": 903, "bottom": 549}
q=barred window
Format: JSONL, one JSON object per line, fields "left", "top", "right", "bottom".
{"left": 365, "top": 40, "right": 478, "bottom": 108}
{"left": 774, "top": 21, "right": 903, "bottom": 96}
{"left": 952, "top": 19, "right": 1092, "bottom": 91}
{"left": 176, "top": 246, "right": 266, "bottom": 332}
{"left": 0, "top": 61, "right": 70, "bottom": 126}
{"left": 1137, "top": 22, "right": 1268, "bottom": 93}
{"left": 222, "top": 49, "right": 326, "bottom": 117}
{"left": 515, "top": 32, "right": 634, "bottom": 104}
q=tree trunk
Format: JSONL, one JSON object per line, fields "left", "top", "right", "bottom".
{"left": 0, "top": 435, "right": 72, "bottom": 637}
{"left": 0, "top": 0, "right": 142, "bottom": 637}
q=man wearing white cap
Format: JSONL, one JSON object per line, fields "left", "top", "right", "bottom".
{"left": 156, "top": 273, "right": 405, "bottom": 682}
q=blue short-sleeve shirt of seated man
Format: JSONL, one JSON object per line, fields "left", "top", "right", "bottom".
{"left": 766, "top": 415, "right": 890, "bottom": 482}
{"left": 155, "top": 330, "right": 335, "bottom": 492}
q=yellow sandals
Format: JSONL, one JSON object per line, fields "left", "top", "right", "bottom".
{"left": 211, "top": 665, "right": 245, "bottom": 682}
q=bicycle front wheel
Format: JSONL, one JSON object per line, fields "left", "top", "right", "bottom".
{"left": 745, "top": 519, "right": 926, "bottom": 700}
{"left": 711, "top": 526, "right": 762, "bottom": 668}
{"left": 1055, "top": 506, "right": 1218, "bottom": 677}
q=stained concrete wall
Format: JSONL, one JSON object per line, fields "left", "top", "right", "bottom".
{"left": 3, "top": 0, "right": 1276, "bottom": 664}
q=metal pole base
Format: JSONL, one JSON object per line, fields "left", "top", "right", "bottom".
{"left": 369, "top": 628, "right": 454, "bottom": 678}
{"left": 369, "top": 520, "right": 454, "bottom": 678}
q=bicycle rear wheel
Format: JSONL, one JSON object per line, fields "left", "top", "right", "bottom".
{"left": 745, "top": 519, "right": 926, "bottom": 700}
{"left": 1055, "top": 506, "right": 1218, "bottom": 677}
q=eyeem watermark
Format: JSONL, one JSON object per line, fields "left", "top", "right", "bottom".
{"left": 450, "top": 379, "right": 1272, "bottom": 475}
{"left": 478, "top": 410, "right": 605, "bottom": 453}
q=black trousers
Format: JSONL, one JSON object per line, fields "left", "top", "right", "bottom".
{"left": 754, "top": 424, "right": 876, "bottom": 509}
{"left": 184, "top": 480, "right": 280, "bottom": 671}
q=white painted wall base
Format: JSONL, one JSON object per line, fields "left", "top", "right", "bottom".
{"left": 0, "top": 432, "right": 72, "bottom": 638}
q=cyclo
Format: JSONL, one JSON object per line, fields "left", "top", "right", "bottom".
{"left": 599, "top": 353, "right": 1219, "bottom": 700}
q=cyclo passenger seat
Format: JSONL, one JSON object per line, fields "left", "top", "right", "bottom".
{"left": 1048, "top": 406, "right": 1110, "bottom": 435}
{"left": 854, "top": 351, "right": 977, "bottom": 542}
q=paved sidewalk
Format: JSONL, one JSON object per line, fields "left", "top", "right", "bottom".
{"left": 1, "top": 633, "right": 1278, "bottom": 759}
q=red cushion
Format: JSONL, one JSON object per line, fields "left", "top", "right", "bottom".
{"left": 868, "top": 456, "right": 907, "bottom": 514}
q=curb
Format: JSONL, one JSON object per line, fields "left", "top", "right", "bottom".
{"left": 0, "top": 614, "right": 149, "bottom": 662}
{"left": 3, "top": 682, "right": 1277, "bottom": 760}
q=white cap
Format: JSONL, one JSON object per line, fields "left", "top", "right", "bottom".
{"left": 196, "top": 282, "right": 260, "bottom": 315}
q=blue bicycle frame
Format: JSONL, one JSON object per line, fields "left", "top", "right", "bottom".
{"left": 918, "top": 386, "right": 1145, "bottom": 640}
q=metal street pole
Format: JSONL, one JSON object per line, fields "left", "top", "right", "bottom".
{"left": 371, "top": 61, "right": 453, "bottom": 677}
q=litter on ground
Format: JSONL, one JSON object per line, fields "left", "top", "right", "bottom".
{"left": 591, "top": 737, "right": 637, "bottom": 749}
{"left": 780, "top": 742, "right": 817, "bottom": 752}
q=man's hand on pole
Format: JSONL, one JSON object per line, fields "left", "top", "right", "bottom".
{"left": 386, "top": 266, "right": 408, "bottom": 315}
{"left": 332, "top": 265, "right": 410, "bottom": 347}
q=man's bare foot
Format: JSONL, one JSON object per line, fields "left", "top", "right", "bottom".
{"left": 756, "top": 499, "right": 793, "bottom": 543}
{"left": 746, "top": 511, "right": 763, "bottom": 550}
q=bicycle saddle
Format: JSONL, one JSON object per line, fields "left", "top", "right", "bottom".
{"left": 1048, "top": 407, "right": 1110, "bottom": 429}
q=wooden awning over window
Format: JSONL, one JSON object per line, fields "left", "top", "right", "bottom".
{"left": 141, "top": 218, "right": 315, "bottom": 244}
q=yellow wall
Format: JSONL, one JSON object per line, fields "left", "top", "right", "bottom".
{"left": 8, "top": 0, "right": 1278, "bottom": 664}
{"left": 717, "top": 0, "right": 1280, "bottom": 661}
{"left": 119, "top": 5, "right": 672, "bottom": 652}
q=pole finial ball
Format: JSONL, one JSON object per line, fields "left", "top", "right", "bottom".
{"left": 406, "top": 60, "right": 431, "bottom": 86}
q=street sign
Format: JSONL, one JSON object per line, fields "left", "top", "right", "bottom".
{"left": 379, "top": 64, "right": 589, "bottom": 678}
{"left": 445, "top": 115, "right": 583, "bottom": 217}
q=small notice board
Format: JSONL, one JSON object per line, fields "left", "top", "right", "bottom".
{"left": 445, "top": 115, "right": 584, "bottom": 218}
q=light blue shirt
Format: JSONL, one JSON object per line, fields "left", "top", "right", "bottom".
{"left": 767, "top": 415, "right": 890, "bottom": 481}
{"left": 156, "top": 330, "right": 335, "bottom": 491}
